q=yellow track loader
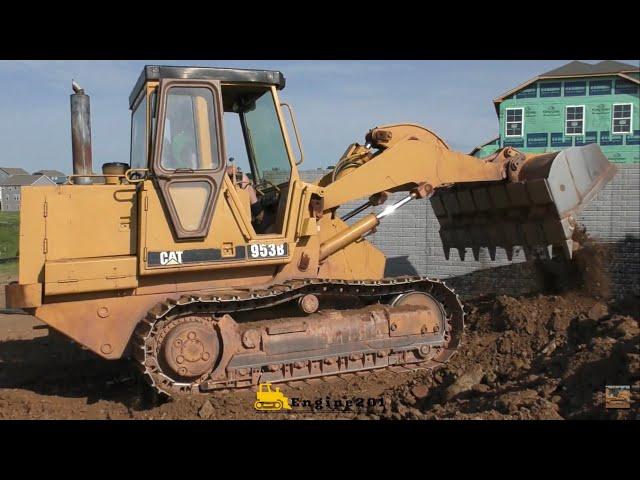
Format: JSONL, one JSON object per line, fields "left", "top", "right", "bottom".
{"left": 5, "top": 65, "right": 617, "bottom": 396}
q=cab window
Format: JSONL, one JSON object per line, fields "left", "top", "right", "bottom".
{"left": 222, "top": 86, "right": 293, "bottom": 235}
{"left": 242, "top": 91, "right": 291, "bottom": 185}
{"left": 160, "top": 87, "right": 220, "bottom": 171}
{"left": 130, "top": 94, "right": 147, "bottom": 169}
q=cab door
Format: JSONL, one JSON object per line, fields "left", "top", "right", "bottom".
{"left": 139, "top": 79, "right": 244, "bottom": 273}
{"left": 221, "top": 86, "right": 302, "bottom": 262}
{"left": 151, "top": 79, "right": 227, "bottom": 240}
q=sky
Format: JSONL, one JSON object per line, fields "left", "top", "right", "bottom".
{"left": 0, "top": 60, "right": 637, "bottom": 174}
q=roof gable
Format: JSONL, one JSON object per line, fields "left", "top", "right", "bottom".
{"left": 592, "top": 60, "right": 639, "bottom": 73}
{"left": 33, "top": 175, "right": 56, "bottom": 185}
{"left": 540, "top": 60, "right": 594, "bottom": 77}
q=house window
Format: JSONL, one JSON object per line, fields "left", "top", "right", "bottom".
{"left": 505, "top": 108, "right": 524, "bottom": 137}
{"left": 565, "top": 105, "right": 585, "bottom": 136}
{"left": 540, "top": 82, "right": 561, "bottom": 97}
{"left": 589, "top": 80, "right": 612, "bottom": 96}
{"left": 564, "top": 81, "right": 586, "bottom": 97}
{"left": 612, "top": 104, "right": 633, "bottom": 134}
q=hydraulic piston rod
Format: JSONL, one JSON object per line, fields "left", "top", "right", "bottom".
{"left": 320, "top": 194, "right": 415, "bottom": 261}
{"left": 376, "top": 193, "right": 414, "bottom": 220}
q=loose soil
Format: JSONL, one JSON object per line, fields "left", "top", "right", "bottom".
{"left": 1, "top": 289, "right": 636, "bottom": 420}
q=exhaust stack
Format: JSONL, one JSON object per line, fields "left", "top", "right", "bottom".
{"left": 70, "top": 80, "right": 93, "bottom": 184}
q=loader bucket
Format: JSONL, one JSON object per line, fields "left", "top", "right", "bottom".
{"left": 430, "top": 144, "right": 618, "bottom": 261}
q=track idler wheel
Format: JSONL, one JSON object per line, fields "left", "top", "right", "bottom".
{"left": 388, "top": 290, "right": 458, "bottom": 364}
{"left": 390, "top": 291, "right": 446, "bottom": 334}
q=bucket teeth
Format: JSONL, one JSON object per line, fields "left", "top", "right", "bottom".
{"left": 472, "top": 247, "right": 480, "bottom": 261}
{"left": 488, "top": 246, "right": 497, "bottom": 261}
{"left": 443, "top": 246, "right": 450, "bottom": 260}
{"left": 562, "top": 239, "right": 574, "bottom": 259}
{"left": 457, "top": 248, "right": 466, "bottom": 261}
{"left": 505, "top": 246, "right": 514, "bottom": 261}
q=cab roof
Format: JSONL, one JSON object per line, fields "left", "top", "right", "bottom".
{"left": 129, "top": 65, "right": 287, "bottom": 109}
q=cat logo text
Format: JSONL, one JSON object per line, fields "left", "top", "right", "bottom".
{"left": 159, "top": 251, "right": 184, "bottom": 266}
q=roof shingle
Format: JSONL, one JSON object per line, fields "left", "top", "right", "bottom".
{"left": 0, "top": 167, "right": 28, "bottom": 176}
{"left": 541, "top": 60, "right": 638, "bottom": 77}
{"left": 34, "top": 170, "right": 66, "bottom": 177}
{"left": 0, "top": 174, "right": 56, "bottom": 186}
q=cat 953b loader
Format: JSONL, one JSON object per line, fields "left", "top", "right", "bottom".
{"left": 5, "top": 65, "right": 617, "bottom": 396}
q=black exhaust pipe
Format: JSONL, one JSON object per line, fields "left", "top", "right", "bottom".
{"left": 70, "top": 80, "right": 93, "bottom": 184}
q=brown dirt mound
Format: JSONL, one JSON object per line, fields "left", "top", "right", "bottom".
{"left": 370, "top": 291, "right": 639, "bottom": 420}
{"left": 0, "top": 291, "right": 638, "bottom": 420}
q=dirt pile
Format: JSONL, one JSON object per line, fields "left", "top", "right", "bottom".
{"left": 369, "top": 292, "right": 639, "bottom": 420}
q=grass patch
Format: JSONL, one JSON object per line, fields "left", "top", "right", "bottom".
{"left": 0, "top": 258, "right": 17, "bottom": 282}
{"left": 0, "top": 211, "right": 19, "bottom": 259}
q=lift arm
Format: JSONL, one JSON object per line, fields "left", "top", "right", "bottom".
{"left": 316, "top": 123, "right": 617, "bottom": 261}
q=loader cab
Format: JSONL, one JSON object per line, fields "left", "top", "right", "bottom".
{"left": 128, "top": 65, "right": 300, "bottom": 241}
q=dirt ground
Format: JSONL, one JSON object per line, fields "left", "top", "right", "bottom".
{"left": 1, "top": 288, "right": 637, "bottom": 420}
{"left": 1, "top": 234, "right": 638, "bottom": 420}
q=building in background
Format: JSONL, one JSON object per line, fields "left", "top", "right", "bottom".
{"left": 0, "top": 167, "right": 29, "bottom": 210}
{"left": 0, "top": 167, "right": 28, "bottom": 180}
{"left": 33, "top": 170, "right": 67, "bottom": 184}
{"left": 0, "top": 175, "right": 55, "bottom": 212}
{"left": 472, "top": 60, "right": 639, "bottom": 163}
{"left": 469, "top": 137, "right": 500, "bottom": 158}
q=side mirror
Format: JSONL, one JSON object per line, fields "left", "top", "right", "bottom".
{"left": 281, "top": 102, "right": 305, "bottom": 166}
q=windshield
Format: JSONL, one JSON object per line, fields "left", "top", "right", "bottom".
{"left": 242, "top": 91, "right": 291, "bottom": 185}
